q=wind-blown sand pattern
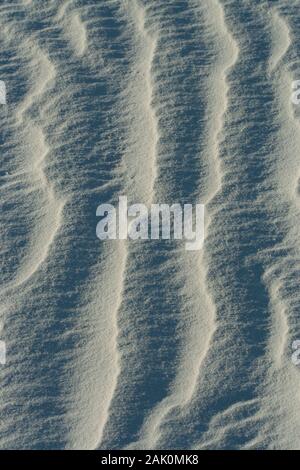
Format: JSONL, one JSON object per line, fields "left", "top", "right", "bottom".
{"left": 1, "top": 0, "right": 300, "bottom": 450}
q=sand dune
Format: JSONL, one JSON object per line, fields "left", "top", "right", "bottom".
{"left": 1, "top": 0, "right": 300, "bottom": 450}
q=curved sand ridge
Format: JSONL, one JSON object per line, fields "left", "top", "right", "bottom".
{"left": 258, "top": 5, "right": 300, "bottom": 450}
{"left": 97, "top": 0, "right": 159, "bottom": 449}
{"left": 61, "top": 12, "right": 88, "bottom": 58}
{"left": 268, "top": 10, "right": 291, "bottom": 73}
{"left": 118, "top": 0, "right": 158, "bottom": 205}
{"left": 2, "top": 43, "right": 65, "bottom": 294}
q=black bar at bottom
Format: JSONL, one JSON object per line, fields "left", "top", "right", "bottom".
{"left": 0, "top": 449, "right": 288, "bottom": 465}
